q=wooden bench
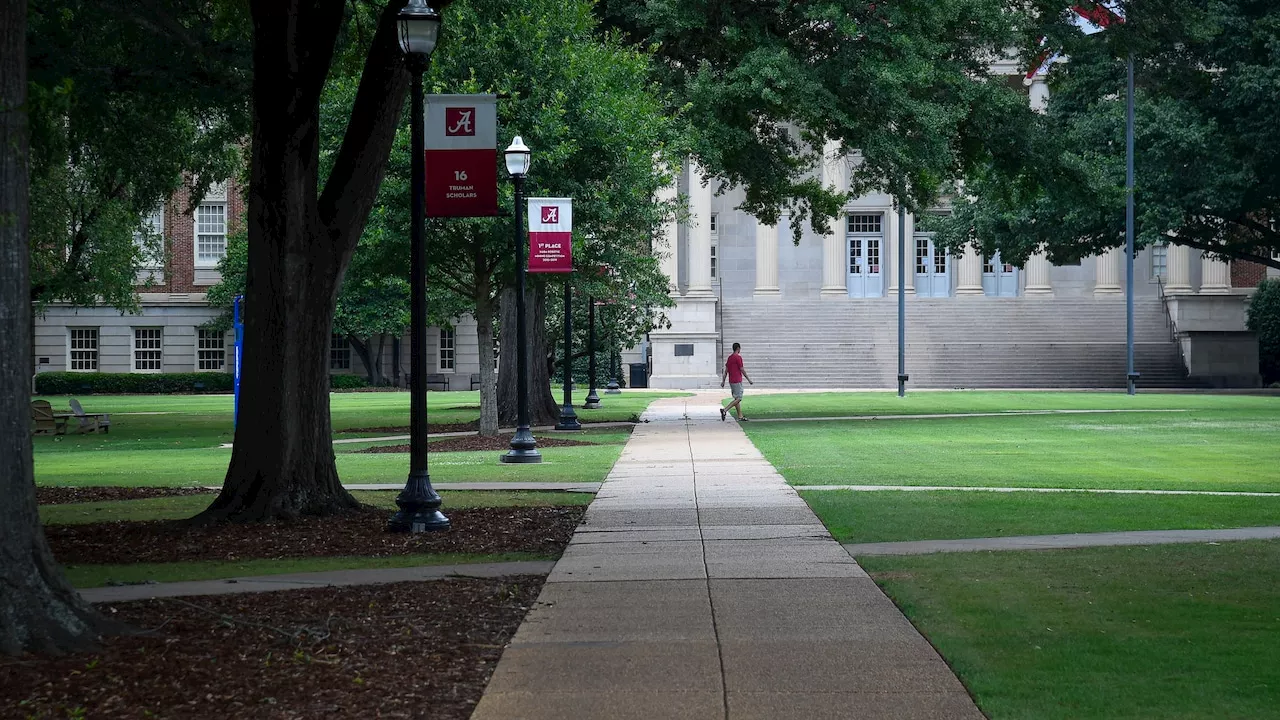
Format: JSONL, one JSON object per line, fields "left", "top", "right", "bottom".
{"left": 425, "top": 374, "right": 450, "bottom": 392}
{"left": 30, "top": 400, "right": 68, "bottom": 435}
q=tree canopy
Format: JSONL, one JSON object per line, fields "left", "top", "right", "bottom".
{"left": 27, "top": 0, "right": 249, "bottom": 311}
{"left": 596, "top": 0, "right": 1031, "bottom": 237}
{"left": 934, "top": 0, "right": 1280, "bottom": 269}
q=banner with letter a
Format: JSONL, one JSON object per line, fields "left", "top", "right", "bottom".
{"left": 527, "top": 198, "right": 573, "bottom": 273}
{"left": 424, "top": 94, "right": 498, "bottom": 217}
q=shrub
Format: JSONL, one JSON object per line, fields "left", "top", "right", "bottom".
{"left": 329, "top": 374, "right": 369, "bottom": 390}
{"left": 35, "top": 372, "right": 234, "bottom": 394}
{"left": 1247, "top": 278, "right": 1280, "bottom": 384}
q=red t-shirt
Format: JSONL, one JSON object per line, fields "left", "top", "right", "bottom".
{"left": 725, "top": 353, "right": 744, "bottom": 383}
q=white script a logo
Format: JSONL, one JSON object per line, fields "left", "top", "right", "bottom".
{"left": 445, "top": 108, "right": 475, "bottom": 136}
{"left": 541, "top": 206, "right": 559, "bottom": 224}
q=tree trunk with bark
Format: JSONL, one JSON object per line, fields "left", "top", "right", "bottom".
{"left": 197, "top": 1, "right": 410, "bottom": 522}
{"left": 474, "top": 269, "right": 499, "bottom": 436}
{"left": 498, "top": 284, "right": 560, "bottom": 426}
{"left": 350, "top": 333, "right": 387, "bottom": 386}
{"left": 0, "top": 0, "right": 110, "bottom": 655}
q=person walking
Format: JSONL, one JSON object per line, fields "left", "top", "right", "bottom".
{"left": 720, "top": 342, "right": 753, "bottom": 421}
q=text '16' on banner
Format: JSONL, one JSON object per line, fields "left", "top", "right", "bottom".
{"left": 424, "top": 94, "right": 498, "bottom": 218}
{"left": 527, "top": 198, "right": 572, "bottom": 273}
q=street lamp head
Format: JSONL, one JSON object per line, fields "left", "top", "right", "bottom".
{"left": 505, "top": 136, "right": 532, "bottom": 177}
{"left": 397, "top": 0, "right": 441, "bottom": 58}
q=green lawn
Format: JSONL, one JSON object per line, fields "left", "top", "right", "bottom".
{"left": 804, "top": 490, "right": 1280, "bottom": 544}
{"left": 40, "top": 489, "right": 593, "bottom": 525}
{"left": 738, "top": 390, "right": 1280, "bottom": 418}
{"left": 744, "top": 407, "right": 1280, "bottom": 493}
{"left": 31, "top": 391, "right": 677, "bottom": 488}
{"left": 65, "top": 552, "right": 551, "bottom": 589}
{"left": 863, "top": 541, "right": 1280, "bottom": 719}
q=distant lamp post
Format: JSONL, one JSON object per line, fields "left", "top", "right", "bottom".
{"left": 555, "top": 278, "right": 581, "bottom": 430}
{"left": 605, "top": 306, "right": 621, "bottom": 394}
{"left": 501, "top": 136, "right": 541, "bottom": 463}
{"left": 388, "top": 0, "right": 448, "bottom": 533}
{"left": 583, "top": 297, "right": 601, "bottom": 409}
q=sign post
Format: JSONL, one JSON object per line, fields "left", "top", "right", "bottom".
{"left": 424, "top": 94, "right": 498, "bottom": 217}
{"left": 233, "top": 294, "right": 243, "bottom": 427}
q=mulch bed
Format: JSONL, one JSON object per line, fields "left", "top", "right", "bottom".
{"left": 361, "top": 434, "right": 594, "bottom": 453}
{"left": 0, "top": 576, "right": 543, "bottom": 719}
{"left": 37, "top": 486, "right": 218, "bottom": 505}
{"left": 46, "top": 506, "right": 585, "bottom": 566}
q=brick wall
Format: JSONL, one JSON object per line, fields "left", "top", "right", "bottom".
{"left": 140, "top": 177, "right": 246, "bottom": 294}
{"left": 1232, "top": 260, "right": 1267, "bottom": 289}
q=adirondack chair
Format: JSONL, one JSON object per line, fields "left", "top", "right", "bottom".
{"left": 68, "top": 398, "right": 111, "bottom": 434}
{"left": 30, "top": 400, "right": 67, "bottom": 435}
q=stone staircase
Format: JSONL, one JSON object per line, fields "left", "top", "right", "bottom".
{"left": 718, "top": 296, "right": 1195, "bottom": 389}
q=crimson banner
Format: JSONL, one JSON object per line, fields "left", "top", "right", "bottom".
{"left": 527, "top": 198, "right": 573, "bottom": 273}
{"left": 424, "top": 95, "right": 498, "bottom": 217}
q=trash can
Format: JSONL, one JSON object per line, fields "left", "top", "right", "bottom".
{"left": 629, "top": 362, "right": 648, "bottom": 389}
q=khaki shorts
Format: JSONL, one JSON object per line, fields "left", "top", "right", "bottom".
{"left": 730, "top": 382, "right": 744, "bottom": 400}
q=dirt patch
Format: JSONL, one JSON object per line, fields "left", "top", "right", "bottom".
{"left": 360, "top": 434, "right": 595, "bottom": 453}
{"left": 37, "top": 486, "right": 218, "bottom": 505}
{"left": 46, "top": 506, "right": 584, "bottom": 566}
{"left": 0, "top": 576, "right": 542, "bottom": 719}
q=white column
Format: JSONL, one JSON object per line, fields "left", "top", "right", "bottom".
{"left": 1029, "top": 78, "right": 1050, "bottom": 113}
{"left": 686, "top": 160, "right": 714, "bottom": 297}
{"left": 820, "top": 139, "right": 848, "bottom": 298}
{"left": 754, "top": 217, "right": 780, "bottom": 296}
{"left": 885, "top": 208, "right": 916, "bottom": 293}
{"left": 1024, "top": 252, "right": 1054, "bottom": 295}
{"left": 1166, "top": 244, "right": 1192, "bottom": 293}
{"left": 656, "top": 175, "right": 680, "bottom": 296}
{"left": 1201, "top": 254, "right": 1232, "bottom": 294}
{"left": 1094, "top": 247, "right": 1123, "bottom": 294}
{"left": 955, "top": 244, "right": 985, "bottom": 295}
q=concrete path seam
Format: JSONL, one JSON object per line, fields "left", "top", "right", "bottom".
{"left": 799, "top": 484, "right": 1280, "bottom": 497}
{"left": 688, "top": 406, "right": 731, "bottom": 720}
{"left": 844, "top": 526, "right": 1280, "bottom": 557}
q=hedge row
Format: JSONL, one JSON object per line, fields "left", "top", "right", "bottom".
{"left": 36, "top": 372, "right": 234, "bottom": 394}
{"left": 36, "top": 372, "right": 371, "bottom": 394}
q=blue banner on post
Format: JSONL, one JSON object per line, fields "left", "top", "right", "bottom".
{"left": 233, "top": 295, "right": 244, "bottom": 427}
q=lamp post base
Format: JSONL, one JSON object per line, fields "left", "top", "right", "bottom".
{"left": 583, "top": 391, "right": 601, "bottom": 409}
{"left": 605, "top": 380, "right": 621, "bottom": 395}
{"left": 501, "top": 426, "right": 542, "bottom": 463}
{"left": 387, "top": 471, "right": 450, "bottom": 533}
{"left": 555, "top": 404, "right": 581, "bottom": 431}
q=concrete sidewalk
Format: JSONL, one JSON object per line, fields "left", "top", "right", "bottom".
{"left": 471, "top": 395, "right": 980, "bottom": 720}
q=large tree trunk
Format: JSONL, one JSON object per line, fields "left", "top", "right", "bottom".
{"left": 474, "top": 277, "right": 499, "bottom": 437}
{"left": 349, "top": 333, "right": 387, "bottom": 386}
{"left": 498, "top": 284, "right": 560, "bottom": 426}
{"left": 198, "top": 1, "right": 410, "bottom": 522}
{"left": 0, "top": 0, "right": 109, "bottom": 655}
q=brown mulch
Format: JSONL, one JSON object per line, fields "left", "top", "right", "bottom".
{"left": 342, "top": 421, "right": 480, "bottom": 435}
{"left": 46, "top": 506, "right": 584, "bottom": 566}
{"left": 360, "top": 434, "right": 594, "bottom": 453}
{"left": 37, "top": 486, "right": 218, "bottom": 505}
{"left": 0, "top": 576, "right": 543, "bottom": 719}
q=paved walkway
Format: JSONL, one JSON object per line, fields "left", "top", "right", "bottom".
{"left": 471, "top": 395, "right": 980, "bottom": 720}
{"left": 845, "top": 526, "right": 1280, "bottom": 556}
{"left": 79, "top": 560, "right": 556, "bottom": 604}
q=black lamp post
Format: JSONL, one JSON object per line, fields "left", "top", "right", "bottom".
{"left": 389, "top": 0, "right": 448, "bottom": 533}
{"left": 605, "top": 307, "right": 621, "bottom": 394}
{"left": 555, "top": 279, "right": 581, "bottom": 430}
{"left": 502, "top": 136, "right": 541, "bottom": 463}
{"left": 583, "top": 297, "right": 601, "bottom": 409}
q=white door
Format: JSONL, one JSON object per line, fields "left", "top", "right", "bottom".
{"left": 914, "top": 235, "right": 950, "bottom": 297}
{"left": 982, "top": 253, "right": 1019, "bottom": 297}
{"left": 846, "top": 213, "right": 884, "bottom": 298}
